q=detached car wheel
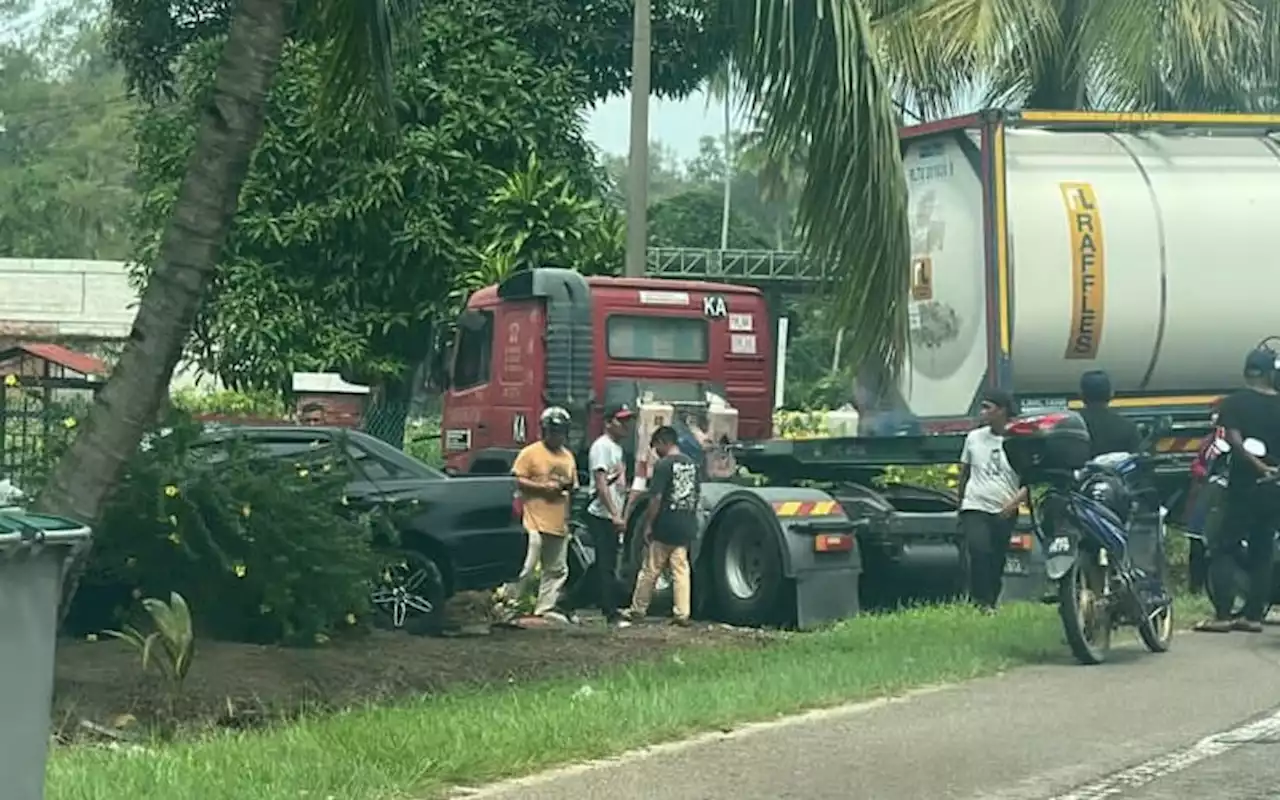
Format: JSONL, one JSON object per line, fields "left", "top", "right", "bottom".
{"left": 371, "top": 549, "right": 447, "bottom": 635}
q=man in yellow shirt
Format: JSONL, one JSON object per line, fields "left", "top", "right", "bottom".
{"left": 503, "top": 406, "right": 579, "bottom": 622}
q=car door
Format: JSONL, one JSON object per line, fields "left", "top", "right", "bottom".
{"left": 340, "top": 432, "right": 526, "bottom": 584}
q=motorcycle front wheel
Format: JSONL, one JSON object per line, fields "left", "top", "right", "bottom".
{"left": 1059, "top": 556, "right": 1112, "bottom": 665}
{"left": 1138, "top": 599, "right": 1174, "bottom": 653}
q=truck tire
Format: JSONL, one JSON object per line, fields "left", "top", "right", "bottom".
{"left": 711, "top": 504, "right": 787, "bottom": 627}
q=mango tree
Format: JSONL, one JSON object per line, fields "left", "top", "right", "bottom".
{"left": 36, "top": 0, "right": 910, "bottom": 528}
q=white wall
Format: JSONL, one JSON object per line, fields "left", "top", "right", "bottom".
{"left": 0, "top": 258, "right": 220, "bottom": 392}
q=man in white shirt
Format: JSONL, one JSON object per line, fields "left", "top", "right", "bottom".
{"left": 958, "top": 389, "right": 1027, "bottom": 613}
{"left": 586, "top": 403, "right": 635, "bottom": 627}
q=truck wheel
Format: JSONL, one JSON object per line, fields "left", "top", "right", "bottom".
{"left": 712, "top": 504, "right": 786, "bottom": 627}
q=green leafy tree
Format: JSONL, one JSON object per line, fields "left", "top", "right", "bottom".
{"left": 0, "top": 0, "right": 135, "bottom": 259}
{"left": 38, "top": 0, "right": 909, "bottom": 544}
{"left": 107, "top": 0, "right": 727, "bottom": 105}
{"left": 130, "top": 6, "right": 599, "bottom": 402}
{"left": 648, "top": 187, "right": 773, "bottom": 250}
{"left": 450, "top": 153, "right": 625, "bottom": 315}
{"left": 478, "top": 153, "right": 624, "bottom": 279}
{"left": 884, "top": 0, "right": 1280, "bottom": 114}
{"left": 600, "top": 140, "right": 692, "bottom": 207}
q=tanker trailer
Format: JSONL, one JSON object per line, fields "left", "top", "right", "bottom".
{"left": 898, "top": 109, "right": 1280, "bottom": 513}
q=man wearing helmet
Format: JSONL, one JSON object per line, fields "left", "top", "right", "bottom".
{"left": 1197, "top": 348, "right": 1280, "bottom": 633}
{"left": 503, "top": 406, "right": 579, "bottom": 623}
{"left": 1077, "top": 370, "right": 1139, "bottom": 457}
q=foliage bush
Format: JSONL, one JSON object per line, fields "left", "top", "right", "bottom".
{"left": 170, "top": 388, "right": 287, "bottom": 418}
{"left": 878, "top": 463, "right": 960, "bottom": 494}
{"left": 772, "top": 409, "right": 832, "bottom": 439}
{"left": 404, "top": 416, "right": 443, "bottom": 468}
{"left": 50, "top": 409, "right": 386, "bottom": 645}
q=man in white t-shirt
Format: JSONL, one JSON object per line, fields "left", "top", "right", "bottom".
{"left": 958, "top": 389, "right": 1027, "bottom": 612}
{"left": 587, "top": 403, "right": 635, "bottom": 627}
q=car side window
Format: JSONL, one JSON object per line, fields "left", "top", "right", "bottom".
{"left": 345, "top": 443, "right": 409, "bottom": 482}
{"left": 258, "top": 440, "right": 330, "bottom": 459}
{"left": 452, "top": 310, "right": 494, "bottom": 389}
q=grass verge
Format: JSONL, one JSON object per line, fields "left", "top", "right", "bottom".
{"left": 48, "top": 604, "right": 1061, "bottom": 800}
{"left": 47, "top": 598, "right": 1209, "bottom": 800}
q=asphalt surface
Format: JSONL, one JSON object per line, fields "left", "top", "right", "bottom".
{"left": 457, "top": 629, "right": 1280, "bottom": 800}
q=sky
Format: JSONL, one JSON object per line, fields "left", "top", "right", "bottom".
{"left": 585, "top": 89, "right": 750, "bottom": 161}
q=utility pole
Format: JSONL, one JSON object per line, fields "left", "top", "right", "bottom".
{"left": 719, "top": 67, "right": 732, "bottom": 251}
{"left": 624, "top": 0, "right": 652, "bottom": 277}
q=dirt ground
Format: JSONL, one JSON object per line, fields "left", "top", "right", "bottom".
{"left": 53, "top": 616, "right": 776, "bottom": 741}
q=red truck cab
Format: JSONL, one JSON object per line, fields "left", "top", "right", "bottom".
{"left": 441, "top": 268, "right": 774, "bottom": 473}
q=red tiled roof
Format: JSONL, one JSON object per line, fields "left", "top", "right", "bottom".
{"left": 8, "top": 343, "right": 108, "bottom": 376}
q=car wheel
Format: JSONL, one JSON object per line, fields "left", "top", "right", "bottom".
{"left": 371, "top": 549, "right": 447, "bottom": 635}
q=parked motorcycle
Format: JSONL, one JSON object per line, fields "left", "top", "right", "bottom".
{"left": 1192, "top": 436, "right": 1280, "bottom": 618}
{"left": 1004, "top": 412, "right": 1174, "bottom": 665}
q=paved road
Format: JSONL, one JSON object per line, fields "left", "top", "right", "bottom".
{"left": 457, "top": 631, "right": 1280, "bottom": 799}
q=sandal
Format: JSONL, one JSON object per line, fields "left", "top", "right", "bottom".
{"left": 1194, "top": 619, "right": 1233, "bottom": 633}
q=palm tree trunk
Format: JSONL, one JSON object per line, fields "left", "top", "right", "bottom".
{"left": 719, "top": 70, "right": 732, "bottom": 250}
{"left": 35, "top": 0, "right": 293, "bottom": 527}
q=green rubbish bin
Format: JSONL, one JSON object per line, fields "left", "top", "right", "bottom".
{"left": 0, "top": 509, "right": 92, "bottom": 800}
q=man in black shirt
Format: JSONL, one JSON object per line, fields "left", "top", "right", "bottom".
{"left": 1198, "top": 348, "right": 1280, "bottom": 633}
{"left": 625, "top": 426, "right": 700, "bottom": 626}
{"left": 1078, "top": 370, "right": 1140, "bottom": 456}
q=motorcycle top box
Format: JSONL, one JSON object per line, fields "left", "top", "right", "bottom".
{"left": 1002, "top": 411, "right": 1092, "bottom": 483}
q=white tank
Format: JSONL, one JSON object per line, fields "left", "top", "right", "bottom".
{"left": 900, "top": 124, "right": 1280, "bottom": 417}
{"left": 824, "top": 406, "right": 861, "bottom": 437}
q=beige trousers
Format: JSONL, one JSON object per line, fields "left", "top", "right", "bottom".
{"left": 503, "top": 530, "right": 569, "bottom": 616}
{"left": 629, "top": 541, "right": 691, "bottom": 621}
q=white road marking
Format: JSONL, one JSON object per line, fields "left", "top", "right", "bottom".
{"left": 1047, "top": 706, "right": 1280, "bottom": 800}
{"left": 445, "top": 683, "right": 958, "bottom": 798}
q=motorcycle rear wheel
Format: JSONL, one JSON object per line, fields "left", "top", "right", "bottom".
{"left": 1059, "top": 557, "right": 1112, "bottom": 665}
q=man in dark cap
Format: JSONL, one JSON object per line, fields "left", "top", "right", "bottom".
{"left": 1078, "top": 370, "right": 1140, "bottom": 456}
{"left": 1198, "top": 348, "right": 1280, "bottom": 633}
{"left": 586, "top": 403, "right": 635, "bottom": 627}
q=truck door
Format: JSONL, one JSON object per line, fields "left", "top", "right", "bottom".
{"left": 493, "top": 299, "right": 545, "bottom": 455}
{"left": 441, "top": 307, "right": 495, "bottom": 472}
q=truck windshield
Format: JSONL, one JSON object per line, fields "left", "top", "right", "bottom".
{"left": 607, "top": 315, "right": 707, "bottom": 363}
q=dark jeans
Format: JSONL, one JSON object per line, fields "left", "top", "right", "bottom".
{"left": 960, "top": 510, "right": 1016, "bottom": 609}
{"left": 586, "top": 514, "right": 623, "bottom": 620}
{"left": 1208, "top": 487, "right": 1280, "bottom": 622}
